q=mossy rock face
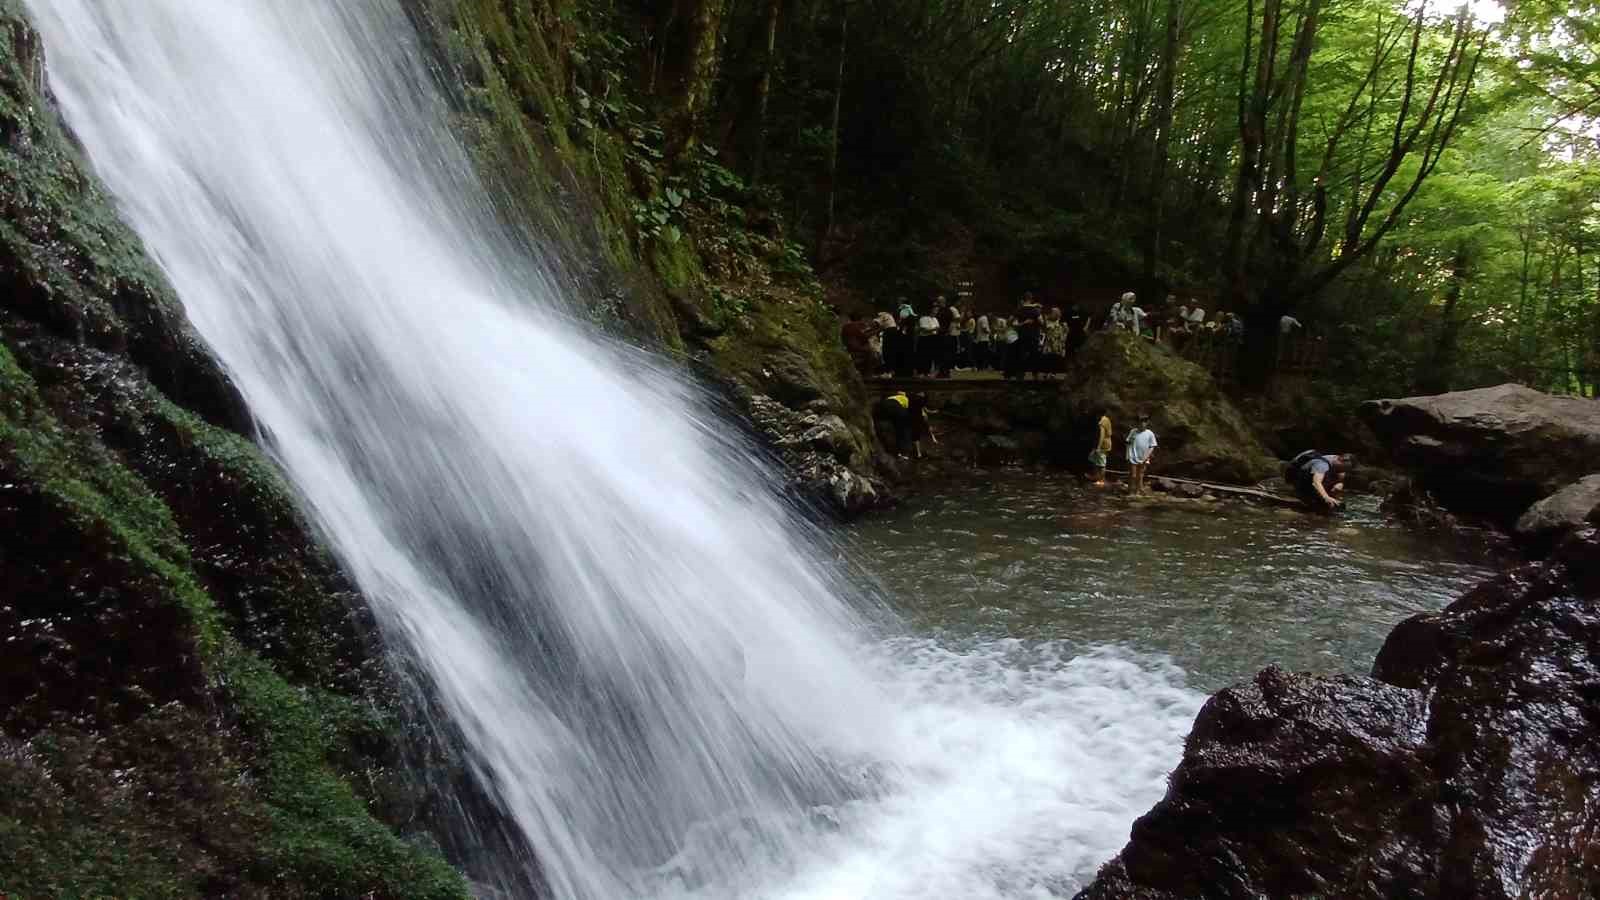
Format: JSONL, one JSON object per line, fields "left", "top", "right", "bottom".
{"left": 1053, "top": 332, "right": 1279, "bottom": 483}
{"left": 405, "top": 0, "right": 890, "bottom": 506}
{"left": 0, "top": 6, "right": 468, "bottom": 897}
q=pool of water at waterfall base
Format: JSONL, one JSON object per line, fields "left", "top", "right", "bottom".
{"left": 852, "top": 472, "right": 1497, "bottom": 692}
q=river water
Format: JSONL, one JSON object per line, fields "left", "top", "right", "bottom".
{"left": 854, "top": 475, "right": 1496, "bottom": 692}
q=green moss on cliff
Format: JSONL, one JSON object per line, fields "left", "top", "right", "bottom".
{"left": 0, "top": 346, "right": 465, "bottom": 899}
{"left": 409, "top": 0, "right": 879, "bottom": 410}
{"left": 0, "top": 4, "right": 467, "bottom": 895}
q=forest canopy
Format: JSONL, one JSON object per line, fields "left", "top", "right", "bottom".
{"left": 576, "top": 0, "right": 1599, "bottom": 395}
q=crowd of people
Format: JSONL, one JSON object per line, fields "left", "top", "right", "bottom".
{"left": 841, "top": 289, "right": 1307, "bottom": 382}
{"left": 840, "top": 292, "right": 1094, "bottom": 381}
{"left": 1103, "top": 292, "right": 1252, "bottom": 341}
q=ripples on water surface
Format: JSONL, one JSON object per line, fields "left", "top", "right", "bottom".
{"left": 854, "top": 473, "right": 1497, "bottom": 691}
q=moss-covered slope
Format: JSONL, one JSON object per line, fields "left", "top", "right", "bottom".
{"left": 407, "top": 0, "right": 890, "bottom": 514}
{"left": 0, "top": 4, "right": 467, "bottom": 896}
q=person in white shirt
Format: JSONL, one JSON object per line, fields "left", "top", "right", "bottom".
{"left": 1280, "top": 314, "right": 1302, "bottom": 335}
{"left": 1109, "top": 292, "right": 1137, "bottom": 330}
{"left": 1125, "top": 414, "right": 1158, "bottom": 494}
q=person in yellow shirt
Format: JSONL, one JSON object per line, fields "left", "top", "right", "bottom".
{"left": 1089, "top": 410, "right": 1112, "bottom": 485}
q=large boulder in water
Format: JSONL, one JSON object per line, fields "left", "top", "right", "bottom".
{"left": 1076, "top": 527, "right": 1600, "bottom": 899}
{"left": 1360, "top": 384, "right": 1600, "bottom": 524}
{"left": 1052, "top": 332, "right": 1278, "bottom": 483}
{"left": 1514, "top": 474, "right": 1600, "bottom": 552}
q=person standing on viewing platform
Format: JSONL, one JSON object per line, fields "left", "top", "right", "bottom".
{"left": 873, "top": 310, "right": 897, "bottom": 374}
{"left": 1042, "top": 307, "right": 1067, "bottom": 372}
{"left": 916, "top": 305, "right": 941, "bottom": 376}
{"left": 1010, "top": 294, "right": 1043, "bottom": 379}
{"left": 840, "top": 312, "right": 878, "bottom": 378}
{"left": 974, "top": 314, "right": 992, "bottom": 369}
{"left": 1067, "top": 306, "right": 1088, "bottom": 354}
{"left": 892, "top": 314, "right": 917, "bottom": 377}
{"left": 941, "top": 298, "right": 962, "bottom": 377}
{"left": 1125, "top": 415, "right": 1158, "bottom": 494}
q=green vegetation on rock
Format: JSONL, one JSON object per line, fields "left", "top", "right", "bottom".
{"left": 0, "top": 4, "right": 468, "bottom": 896}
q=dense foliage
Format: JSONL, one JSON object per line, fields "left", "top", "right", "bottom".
{"left": 559, "top": 0, "right": 1597, "bottom": 396}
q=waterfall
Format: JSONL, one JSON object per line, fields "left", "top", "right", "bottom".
{"left": 27, "top": 3, "right": 1201, "bottom": 898}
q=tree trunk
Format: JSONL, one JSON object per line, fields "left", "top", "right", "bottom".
{"left": 657, "top": 0, "right": 727, "bottom": 163}
{"left": 1419, "top": 243, "right": 1471, "bottom": 393}
{"left": 746, "top": 0, "right": 782, "bottom": 185}
{"left": 1142, "top": 0, "right": 1182, "bottom": 294}
{"left": 816, "top": 12, "right": 846, "bottom": 260}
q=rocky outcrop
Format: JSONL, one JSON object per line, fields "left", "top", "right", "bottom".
{"left": 739, "top": 390, "right": 889, "bottom": 517}
{"left": 1077, "top": 527, "right": 1600, "bottom": 900}
{"left": 1515, "top": 474, "right": 1600, "bottom": 552}
{"left": 0, "top": 7, "right": 467, "bottom": 896}
{"left": 1054, "top": 332, "right": 1279, "bottom": 483}
{"left": 1361, "top": 384, "right": 1600, "bottom": 524}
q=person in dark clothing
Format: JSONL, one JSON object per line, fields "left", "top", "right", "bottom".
{"left": 880, "top": 322, "right": 903, "bottom": 378}
{"left": 1009, "top": 300, "right": 1043, "bottom": 379}
{"left": 876, "top": 391, "right": 915, "bottom": 456}
{"left": 875, "top": 391, "right": 937, "bottom": 458}
{"left": 1286, "top": 451, "right": 1353, "bottom": 511}
{"left": 892, "top": 317, "right": 917, "bottom": 377}
{"left": 935, "top": 299, "right": 957, "bottom": 378}
{"left": 1066, "top": 306, "right": 1088, "bottom": 355}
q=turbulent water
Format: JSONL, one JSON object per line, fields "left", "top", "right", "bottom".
{"left": 28, "top": 3, "right": 1204, "bottom": 898}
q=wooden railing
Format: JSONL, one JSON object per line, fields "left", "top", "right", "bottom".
{"left": 1168, "top": 330, "right": 1329, "bottom": 380}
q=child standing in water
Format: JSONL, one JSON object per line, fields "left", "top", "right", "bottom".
{"left": 1090, "top": 410, "right": 1113, "bottom": 485}
{"left": 1125, "top": 414, "right": 1158, "bottom": 494}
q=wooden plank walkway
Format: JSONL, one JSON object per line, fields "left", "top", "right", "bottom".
{"left": 869, "top": 375, "right": 1064, "bottom": 393}
{"left": 1110, "top": 470, "right": 1302, "bottom": 508}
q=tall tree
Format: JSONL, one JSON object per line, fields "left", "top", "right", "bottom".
{"left": 1224, "top": 0, "right": 1487, "bottom": 383}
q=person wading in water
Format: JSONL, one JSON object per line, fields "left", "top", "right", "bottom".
{"left": 1286, "top": 451, "right": 1352, "bottom": 512}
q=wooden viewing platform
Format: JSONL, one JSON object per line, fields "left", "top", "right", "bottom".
{"left": 869, "top": 374, "right": 1065, "bottom": 393}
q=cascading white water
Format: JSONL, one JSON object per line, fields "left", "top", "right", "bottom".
{"left": 27, "top": 3, "right": 1203, "bottom": 897}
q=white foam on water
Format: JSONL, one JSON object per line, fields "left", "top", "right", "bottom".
{"left": 25, "top": 3, "right": 1203, "bottom": 897}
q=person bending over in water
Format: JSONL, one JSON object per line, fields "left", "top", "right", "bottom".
{"left": 1125, "top": 414, "right": 1157, "bottom": 494}
{"left": 1286, "top": 451, "right": 1352, "bottom": 511}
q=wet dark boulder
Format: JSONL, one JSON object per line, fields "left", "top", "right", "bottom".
{"left": 1360, "top": 384, "right": 1600, "bottom": 525}
{"left": 1514, "top": 474, "right": 1600, "bottom": 555}
{"left": 1079, "top": 528, "right": 1600, "bottom": 900}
